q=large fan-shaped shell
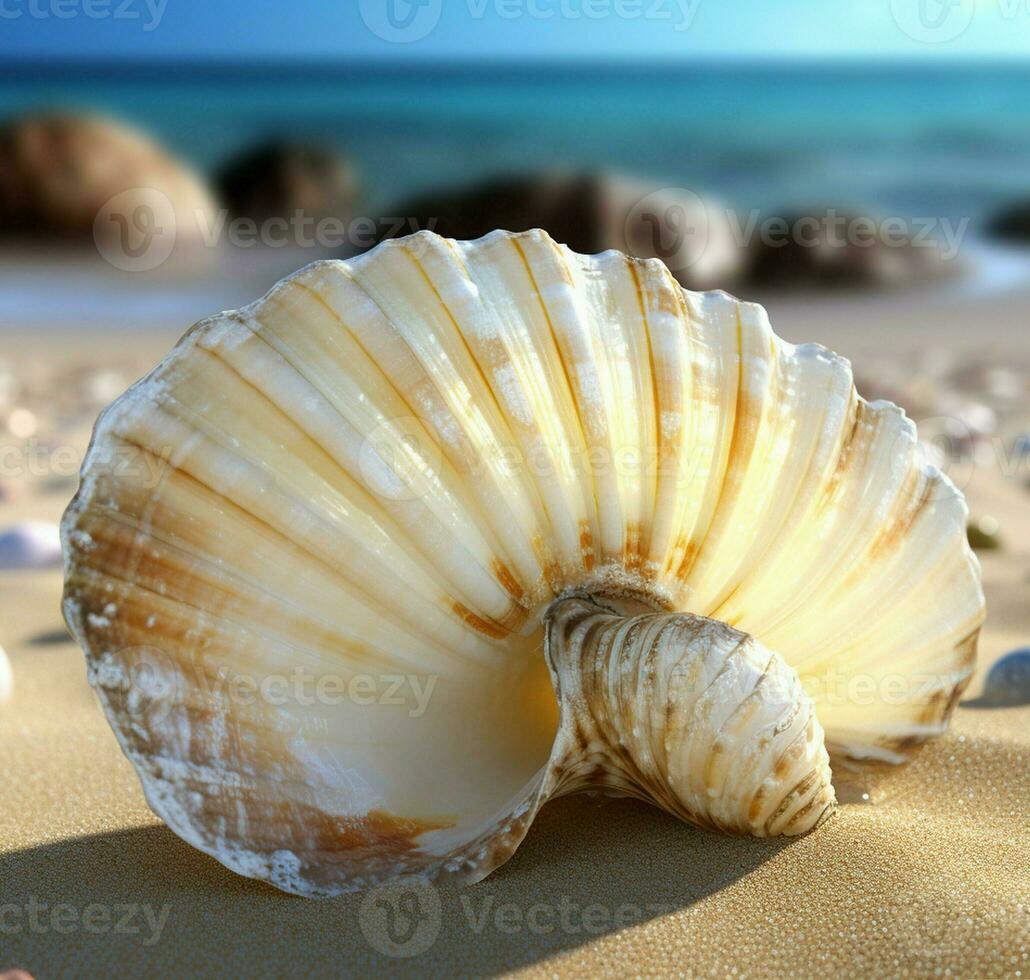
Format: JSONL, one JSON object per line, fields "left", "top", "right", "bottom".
{"left": 62, "top": 229, "right": 984, "bottom": 896}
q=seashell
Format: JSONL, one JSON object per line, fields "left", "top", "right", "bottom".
{"left": 61, "top": 229, "right": 985, "bottom": 897}
{"left": 0, "top": 644, "right": 11, "bottom": 702}
{"left": 981, "top": 648, "right": 1030, "bottom": 706}
{"left": 0, "top": 521, "right": 62, "bottom": 570}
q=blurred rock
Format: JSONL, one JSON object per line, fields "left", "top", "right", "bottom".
{"left": 0, "top": 111, "right": 217, "bottom": 246}
{"left": 986, "top": 201, "right": 1030, "bottom": 243}
{"left": 0, "top": 643, "right": 10, "bottom": 702}
{"left": 0, "top": 521, "right": 62, "bottom": 569}
{"left": 949, "top": 362, "right": 1012, "bottom": 396}
{"left": 216, "top": 140, "right": 359, "bottom": 224}
{"left": 981, "top": 648, "right": 1030, "bottom": 706}
{"left": 745, "top": 206, "right": 957, "bottom": 289}
{"left": 953, "top": 401, "right": 997, "bottom": 441}
{"left": 373, "top": 171, "right": 743, "bottom": 290}
{"left": 966, "top": 515, "right": 1001, "bottom": 551}
{"left": 983, "top": 366, "right": 1022, "bottom": 403}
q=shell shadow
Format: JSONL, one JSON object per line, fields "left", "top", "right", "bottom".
{"left": 960, "top": 694, "right": 1030, "bottom": 709}
{"left": 26, "top": 627, "right": 74, "bottom": 646}
{"left": 0, "top": 796, "right": 790, "bottom": 978}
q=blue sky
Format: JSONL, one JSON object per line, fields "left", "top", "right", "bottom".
{"left": 1, "top": 0, "right": 1028, "bottom": 60}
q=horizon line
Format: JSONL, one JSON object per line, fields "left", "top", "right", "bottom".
{"left": 2, "top": 53, "right": 1030, "bottom": 77}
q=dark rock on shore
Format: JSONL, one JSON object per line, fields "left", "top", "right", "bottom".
{"left": 0, "top": 111, "right": 216, "bottom": 245}
{"left": 371, "top": 171, "right": 742, "bottom": 291}
{"left": 986, "top": 201, "right": 1030, "bottom": 243}
{"left": 216, "top": 141, "right": 359, "bottom": 224}
{"left": 745, "top": 207, "right": 956, "bottom": 289}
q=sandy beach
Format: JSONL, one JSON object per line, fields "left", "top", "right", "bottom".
{"left": 1, "top": 275, "right": 1028, "bottom": 978}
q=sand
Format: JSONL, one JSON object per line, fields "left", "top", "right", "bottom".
{"left": 1, "top": 281, "right": 1029, "bottom": 978}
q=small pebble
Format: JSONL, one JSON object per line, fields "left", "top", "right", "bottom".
{"left": 982, "top": 648, "right": 1030, "bottom": 706}
{"left": 967, "top": 515, "right": 1001, "bottom": 551}
{"left": 0, "top": 644, "right": 11, "bottom": 702}
{"left": 83, "top": 368, "right": 127, "bottom": 406}
{"left": 5, "top": 407, "right": 37, "bottom": 439}
{"left": 985, "top": 367, "right": 1021, "bottom": 402}
{"left": 834, "top": 780, "right": 875, "bottom": 805}
{"left": 0, "top": 521, "right": 63, "bottom": 570}
{"left": 956, "top": 401, "right": 996, "bottom": 439}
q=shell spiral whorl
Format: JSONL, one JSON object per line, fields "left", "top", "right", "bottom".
{"left": 543, "top": 597, "right": 834, "bottom": 837}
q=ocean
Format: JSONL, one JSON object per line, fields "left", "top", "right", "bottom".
{"left": 2, "top": 60, "right": 1030, "bottom": 222}
{"left": 3, "top": 60, "right": 1030, "bottom": 329}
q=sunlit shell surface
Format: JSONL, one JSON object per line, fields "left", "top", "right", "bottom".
{"left": 62, "top": 229, "right": 985, "bottom": 897}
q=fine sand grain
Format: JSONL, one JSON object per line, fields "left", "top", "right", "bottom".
{"left": 1, "top": 285, "right": 1028, "bottom": 978}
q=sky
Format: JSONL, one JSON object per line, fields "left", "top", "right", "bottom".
{"left": 1, "top": 0, "right": 1028, "bottom": 61}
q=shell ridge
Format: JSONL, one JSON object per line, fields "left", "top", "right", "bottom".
{"left": 509, "top": 234, "right": 601, "bottom": 578}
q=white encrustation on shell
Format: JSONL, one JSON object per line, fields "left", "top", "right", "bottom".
{"left": 61, "top": 229, "right": 985, "bottom": 897}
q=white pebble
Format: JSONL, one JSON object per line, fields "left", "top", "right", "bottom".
{"left": 0, "top": 521, "right": 63, "bottom": 570}
{"left": 0, "top": 645, "right": 11, "bottom": 702}
{"left": 7, "top": 407, "right": 37, "bottom": 439}
{"left": 84, "top": 369, "right": 127, "bottom": 405}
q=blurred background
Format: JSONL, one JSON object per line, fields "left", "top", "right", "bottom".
{"left": 0, "top": 2, "right": 1028, "bottom": 673}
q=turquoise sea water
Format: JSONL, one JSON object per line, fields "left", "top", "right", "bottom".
{"left": 2, "top": 61, "right": 1030, "bottom": 221}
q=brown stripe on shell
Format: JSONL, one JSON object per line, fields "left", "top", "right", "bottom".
{"left": 868, "top": 466, "right": 935, "bottom": 561}
{"left": 490, "top": 557, "right": 526, "bottom": 603}
{"left": 578, "top": 519, "right": 595, "bottom": 573}
{"left": 450, "top": 601, "right": 524, "bottom": 639}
